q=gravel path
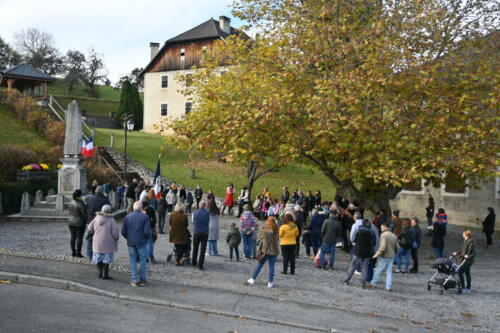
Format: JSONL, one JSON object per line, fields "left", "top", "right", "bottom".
{"left": 1, "top": 216, "right": 499, "bottom": 332}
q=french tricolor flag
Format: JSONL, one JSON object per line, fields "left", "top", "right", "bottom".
{"left": 81, "top": 136, "right": 87, "bottom": 157}
{"left": 85, "top": 136, "right": 94, "bottom": 158}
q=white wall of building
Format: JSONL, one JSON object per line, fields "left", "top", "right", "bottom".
{"left": 143, "top": 69, "right": 193, "bottom": 134}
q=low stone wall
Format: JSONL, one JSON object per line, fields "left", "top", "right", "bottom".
{"left": 103, "top": 146, "right": 169, "bottom": 186}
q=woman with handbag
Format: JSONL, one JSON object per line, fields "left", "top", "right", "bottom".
{"left": 247, "top": 216, "right": 280, "bottom": 288}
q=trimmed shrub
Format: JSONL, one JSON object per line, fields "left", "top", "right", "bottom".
{"left": 0, "top": 144, "right": 38, "bottom": 182}
{"left": 84, "top": 154, "right": 121, "bottom": 189}
{"left": 26, "top": 109, "right": 51, "bottom": 133}
{"left": 0, "top": 178, "right": 57, "bottom": 213}
{"left": 46, "top": 120, "right": 65, "bottom": 145}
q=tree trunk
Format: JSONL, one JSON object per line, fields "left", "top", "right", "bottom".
{"left": 245, "top": 161, "right": 279, "bottom": 204}
{"left": 246, "top": 161, "right": 258, "bottom": 202}
{"left": 301, "top": 153, "right": 400, "bottom": 217}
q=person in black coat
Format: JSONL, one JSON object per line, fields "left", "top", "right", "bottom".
{"left": 431, "top": 220, "right": 446, "bottom": 258}
{"left": 319, "top": 212, "right": 341, "bottom": 269}
{"left": 409, "top": 217, "right": 422, "bottom": 273}
{"left": 482, "top": 207, "right": 496, "bottom": 248}
{"left": 344, "top": 218, "right": 375, "bottom": 288}
{"left": 425, "top": 197, "right": 435, "bottom": 235}
{"left": 125, "top": 179, "right": 138, "bottom": 214}
{"left": 85, "top": 186, "right": 111, "bottom": 259}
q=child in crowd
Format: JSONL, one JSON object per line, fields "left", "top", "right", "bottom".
{"left": 226, "top": 223, "right": 242, "bottom": 261}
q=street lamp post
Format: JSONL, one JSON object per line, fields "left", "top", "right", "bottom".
{"left": 122, "top": 114, "right": 134, "bottom": 181}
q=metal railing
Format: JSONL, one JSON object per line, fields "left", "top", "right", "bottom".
{"left": 48, "top": 95, "right": 93, "bottom": 141}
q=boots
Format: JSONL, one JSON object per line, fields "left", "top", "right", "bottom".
{"left": 97, "top": 262, "right": 103, "bottom": 278}
{"left": 102, "top": 264, "right": 113, "bottom": 280}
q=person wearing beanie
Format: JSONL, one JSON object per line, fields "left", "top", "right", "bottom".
{"left": 87, "top": 205, "right": 119, "bottom": 280}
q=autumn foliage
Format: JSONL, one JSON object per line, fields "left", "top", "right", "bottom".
{"left": 167, "top": 0, "right": 499, "bottom": 212}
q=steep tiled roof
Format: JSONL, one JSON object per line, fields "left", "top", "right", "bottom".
{"left": 141, "top": 18, "right": 246, "bottom": 76}
{"left": 0, "top": 63, "right": 56, "bottom": 81}
{"left": 167, "top": 18, "right": 239, "bottom": 43}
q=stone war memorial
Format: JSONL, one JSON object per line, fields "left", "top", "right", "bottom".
{"left": 8, "top": 101, "right": 88, "bottom": 220}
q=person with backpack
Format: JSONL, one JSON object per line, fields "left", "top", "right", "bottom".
{"left": 226, "top": 223, "right": 242, "bottom": 261}
{"left": 344, "top": 218, "right": 376, "bottom": 288}
{"left": 395, "top": 219, "right": 413, "bottom": 274}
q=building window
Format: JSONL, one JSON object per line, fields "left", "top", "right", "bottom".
{"left": 185, "top": 102, "right": 192, "bottom": 115}
{"left": 185, "top": 74, "right": 193, "bottom": 87}
{"left": 442, "top": 170, "right": 469, "bottom": 197}
{"left": 161, "top": 75, "right": 168, "bottom": 88}
{"left": 160, "top": 103, "right": 168, "bottom": 116}
{"left": 401, "top": 179, "right": 425, "bottom": 195}
{"left": 180, "top": 48, "right": 185, "bottom": 57}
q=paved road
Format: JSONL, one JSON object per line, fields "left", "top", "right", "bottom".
{"left": 1, "top": 217, "right": 499, "bottom": 333}
{"left": 0, "top": 283, "right": 313, "bottom": 333}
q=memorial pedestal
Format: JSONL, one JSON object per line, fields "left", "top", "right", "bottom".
{"left": 58, "top": 156, "right": 88, "bottom": 196}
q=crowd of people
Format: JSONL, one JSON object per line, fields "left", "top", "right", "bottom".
{"left": 68, "top": 180, "right": 495, "bottom": 292}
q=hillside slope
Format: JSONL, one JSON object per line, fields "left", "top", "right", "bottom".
{"left": 0, "top": 104, "right": 50, "bottom": 148}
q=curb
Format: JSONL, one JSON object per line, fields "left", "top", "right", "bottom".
{"left": 0, "top": 270, "right": 336, "bottom": 333}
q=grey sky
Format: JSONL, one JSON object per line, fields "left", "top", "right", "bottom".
{"left": 0, "top": 0, "right": 240, "bottom": 82}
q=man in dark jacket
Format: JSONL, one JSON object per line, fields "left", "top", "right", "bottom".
{"left": 121, "top": 201, "right": 151, "bottom": 286}
{"left": 126, "top": 179, "right": 138, "bottom": 214}
{"left": 85, "top": 186, "right": 110, "bottom": 258}
{"left": 67, "top": 189, "right": 87, "bottom": 258}
{"left": 319, "top": 212, "right": 341, "bottom": 270}
{"left": 192, "top": 200, "right": 210, "bottom": 269}
{"left": 425, "top": 197, "right": 435, "bottom": 235}
{"left": 410, "top": 217, "right": 422, "bottom": 273}
{"left": 281, "top": 187, "right": 290, "bottom": 203}
{"left": 194, "top": 185, "right": 203, "bottom": 209}
{"left": 344, "top": 218, "right": 375, "bottom": 288}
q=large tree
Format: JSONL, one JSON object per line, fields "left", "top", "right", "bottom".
{"left": 116, "top": 80, "right": 143, "bottom": 129}
{"left": 0, "top": 36, "right": 22, "bottom": 71}
{"left": 169, "top": 0, "right": 499, "bottom": 213}
{"left": 81, "top": 48, "right": 108, "bottom": 98}
{"left": 14, "top": 28, "right": 64, "bottom": 75}
{"left": 63, "top": 50, "right": 86, "bottom": 94}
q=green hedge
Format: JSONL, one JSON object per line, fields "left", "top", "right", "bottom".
{"left": 0, "top": 178, "right": 57, "bottom": 214}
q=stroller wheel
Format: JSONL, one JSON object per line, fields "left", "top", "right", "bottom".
{"left": 457, "top": 288, "right": 462, "bottom": 294}
{"left": 167, "top": 254, "right": 172, "bottom": 263}
{"left": 440, "top": 288, "right": 444, "bottom": 295}
{"left": 427, "top": 284, "right": 431, "bottom": 291}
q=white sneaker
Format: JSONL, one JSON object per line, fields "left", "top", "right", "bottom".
{"left": 267, "top": 282, "right": 274, "bottom": 288}
{"left": 354, "top": 271, "right": 361, "bottom": 275}
{"left": 247, "top": 278, "right": 255, "bottom": 284}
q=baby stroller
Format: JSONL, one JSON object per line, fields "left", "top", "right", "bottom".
{"left": 167, "top": 231, "right": 192, "bottom": 265}
{"left": 427, "top": 255, "right": 467, "bottom": 295}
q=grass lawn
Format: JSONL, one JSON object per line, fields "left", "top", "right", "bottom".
{"left": 0, "top": 104, "right": 50, "bottom": 148}
{"left": 53, "top": 96, "right": 119, "bottom": 118}
{"left": 95, "top": 128, "right": 335, "bottom": 200}
{"left": 48, "top": 80, "right": 121, "bottom": 101}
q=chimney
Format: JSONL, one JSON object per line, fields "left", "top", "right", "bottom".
{"left": 219, "top": 16, "right": 231, "bottom": 34}
{"left": 150, "top": 42, "right": 160, "bottom": 60}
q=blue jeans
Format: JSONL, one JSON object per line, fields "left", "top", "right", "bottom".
{"left": 207, "top": 240, "right": 218, "bottom": 255}
{"left": 241, "top": 232, "right": 254, "bottom": 258}
{"left": 319, "top": 243, "right": 336, "bottom": 269}
{"left": 370, "top": 257, "right": 394, "bottom": 290}
{"left": 433, "top": 247, "right": 444, "bottom": 258}
{"left": 87, "top": 238, "right": 93, "bottom": 258}
{"left": 311, "top": 234, "right": 322, "bottom": 255}
{"left": 252, "top": 255, "right": 277, "bottom": 282}
{"left": 128, "top": 245, "right": 148, "bottom": 283}
{"left": 396, "top": 247, "right": 411, "bottom": 272}
{"left": 147, "top": 237, "right": 155, "bottom": 260}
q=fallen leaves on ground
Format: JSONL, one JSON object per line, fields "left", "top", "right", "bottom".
{"left": 460, "top": 312, "right": 477, "bottom": 318}
{"left": 177, "top": 288, "right": 187, "bottom": 293}
{"left": 368, "top": 313, "right": 380, "bottom": 317}
{"left": 0, "top": 280, "right": 11, "bottom": 284}
{"left": 237, "top": 317, "right": 247, "bottom": 321}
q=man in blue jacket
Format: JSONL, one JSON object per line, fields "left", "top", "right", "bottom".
{"left": 121, "top": 201, "right": 151, "bottom": 286}
{"left": 191, "top": 200, "right": 210, "bottom": 270}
